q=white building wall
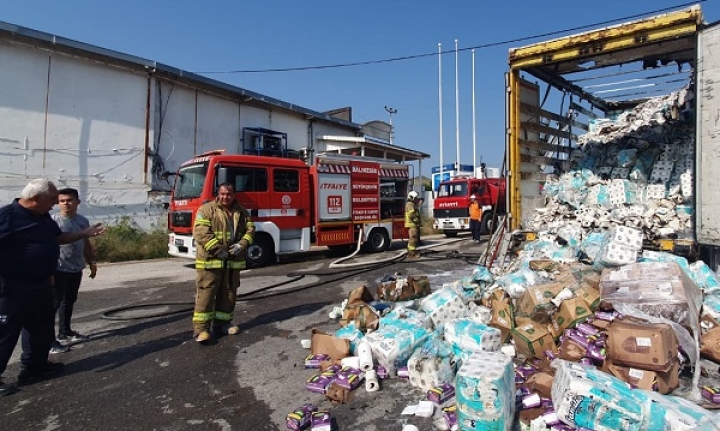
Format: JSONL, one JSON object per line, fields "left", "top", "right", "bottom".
{"left": 0, "top": 39, "right": 363, "bottom": 230}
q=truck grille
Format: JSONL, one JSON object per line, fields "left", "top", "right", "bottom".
{"left": 433, "top": 208, "right": 469, "bottom": 218}
{"left": 171, "top": 211, "right": 193, "bottom": 227}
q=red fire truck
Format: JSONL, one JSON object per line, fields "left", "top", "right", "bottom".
{"left": 167, "top": 150, "right": 411, "bottom": 267}
{"left": 432, "top": 176, "right": 506, "bottom": 237}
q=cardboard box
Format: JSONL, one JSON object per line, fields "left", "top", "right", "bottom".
{"left": 559, "top": 336, "right": 586, "bottom": 362}
{"left": 311, "top": 329, "right": 350, "bottom": 364}
{"left": 517, "top": 282, "right": 565, "bottom": 321}
{"left": 489, "top": 295, "right": 515, "bottom": 343}
{"left": 556, "top": 297, "right": 592, "bottom": 333}
{"left": 525, "top": 372, "right": 554, "bottom": 399}
{"left": 511, "top": 320, "right": 557, "bottom": 360}
{"left": 606, "top": 319, "right": 678, "bottom": 372}
{"left": 599, "top": 262, "right": 703, "bottom": 326}
{"left": 603, "top": 359, "right": 679, "bottom": 394}
{"left": 575, "top": 282, "right": 601, "bottom": 311}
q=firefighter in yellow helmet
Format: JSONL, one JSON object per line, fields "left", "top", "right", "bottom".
{"left": 405, "top": 190, "right": 422, "bottom": 258}
{"left": 192, "top": 182, "right": 255, "bottom": 343}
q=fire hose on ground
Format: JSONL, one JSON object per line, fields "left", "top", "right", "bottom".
{"left": 100, "top": 234, "right": 484, "bottom": 321}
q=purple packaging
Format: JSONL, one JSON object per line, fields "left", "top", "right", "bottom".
{"left": 550, "top": 424, "right": 576, "bottom": 431}
{"left": 375, "top": 366, "right": 389, "bottom": 379}
{"left": 702, "top": 386, "right": 720, "bottom": 404}
{"left": 521, "top": 393, "right": 542, "bottom": 409}
{"left": 322, "top": 364, "right": 342, "bottom": 376}
{"left": 579, "top": 358, "right": 594, "bottom": 366}
{"left": 585, "top": 343, "right": 607, "bottom": 363}
{"left": 515, "top": 374, "right": 525, "bottom": 384}
{"left": 594, "top": 311, "right": 617, "bottom": 321}
{"left": 540, "top": 397, "right": 553, "bottom": 408}
{"left": 397, "top": 366, "right": 409, "bottom": 378}
{"left": 541, "top": 408, "right": 560, "bottom": 426}
{"left": 306, "top": 374, "right": 334, "bottom": 394}
{"left": 442, "top": 405, "right": 457, "bottom": 429}
{"left": 545, "top": 349, "right": 558, "bottom": 360}
{"left": 334, "top": 368, "right": 364, "bottom": 390}
{"left": 565, "top": 329, "right": 589, "bottom": 349}
{"left": 304, "top": 354, "right": 330, "bottom": 369}
{"left": 427, "top": 383, "right": 455, "bottom": 404}
{"left": 286, "top": 404, "right": 317, "bottom": 431}
{"left": 575, "top": 322, "right": 599, "bottom": 337}
{"left": 515, "top": 364, "right": 537, "bottom": 379}
{"left": 310, "top": 411, "right": 331, "bottom": 431}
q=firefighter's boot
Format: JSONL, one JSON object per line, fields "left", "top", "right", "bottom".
{"left": 195, "top": 331, "right": 211, "bottom": 343}
{"left": 216, "top": 323, "right": 240, "bottom": 335}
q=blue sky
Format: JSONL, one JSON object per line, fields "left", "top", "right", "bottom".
{"left": 4, "top": 1, "right": 718, "bottom": 176}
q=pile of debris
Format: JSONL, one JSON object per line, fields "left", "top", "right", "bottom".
{"left": 288, "top": 252, "right": 720, "bottom": 430}
{"left": 283, "top": 89, "right": 720, "bottom": 430}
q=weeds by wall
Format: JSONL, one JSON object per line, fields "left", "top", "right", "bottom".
{"left": 93, "top": 216, "right": 168, "bottom": 262}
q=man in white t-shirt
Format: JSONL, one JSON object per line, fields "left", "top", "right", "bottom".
{"left": 49, "top": 188, "right": 97, "bottom": 353}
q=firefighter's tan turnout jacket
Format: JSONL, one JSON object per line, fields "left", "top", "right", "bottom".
{"left": 193, "top": 199, "right": 255, "bottom": 270}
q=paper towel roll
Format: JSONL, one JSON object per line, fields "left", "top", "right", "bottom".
{"left": 358, "top": 340, "right": 374, "bottom": 371}
{"left": 365, "top": 369, "right": 379, "bottom": 392}
{"left": 341, "top": 356, "right": 360, "bottom": 369}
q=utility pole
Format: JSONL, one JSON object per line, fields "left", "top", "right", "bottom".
{"left": 384, "top": 106, "right": 397, "bottom": 145}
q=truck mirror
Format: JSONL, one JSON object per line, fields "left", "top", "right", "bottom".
{"left": 217, "top": 167, "right": 229, "bottom": 189}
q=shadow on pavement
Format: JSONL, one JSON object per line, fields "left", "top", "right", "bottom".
{"left": 241, "top": 302, "right": 332, "bottom": 332}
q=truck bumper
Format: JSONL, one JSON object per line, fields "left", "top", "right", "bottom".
{"left": 433, "top": 218, "right": 469, "bottom": 231}
{"left": 168, "top": 233, "right": 196, "bottom": 259}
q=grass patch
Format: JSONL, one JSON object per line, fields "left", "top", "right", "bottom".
{"left": 93, "top": 217, "right": 168, "bottom": 262}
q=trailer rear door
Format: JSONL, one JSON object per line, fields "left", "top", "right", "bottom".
{"left": 696, "top": 22, "right": 720, "bottom": 248}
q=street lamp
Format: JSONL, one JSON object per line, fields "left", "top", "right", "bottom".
{"left": 384, "top": 106, "right": 397, "bottom": 145}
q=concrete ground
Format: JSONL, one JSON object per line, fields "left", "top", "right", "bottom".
{"left": 0, "top": 234, "right": 488, "bottom": 431}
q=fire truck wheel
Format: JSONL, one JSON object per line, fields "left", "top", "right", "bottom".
{"left": 246, "top": 235, "right": 274, "bottom": 268}
{"left": 480, "top": 212, "right": 497, "bottom": 235}
{"left": 363, "top": 228, "right": 390, "bottom": 253}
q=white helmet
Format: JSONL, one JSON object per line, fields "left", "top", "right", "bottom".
{"left": 470, "top": 194, "right": 477, "bottom": 199}
{"left": 407, "top": 191, "right": 419, "bottom": 200}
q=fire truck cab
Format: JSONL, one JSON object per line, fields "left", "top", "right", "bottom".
{"left": 432, "top": 176, "right": 506, "bottom": 237}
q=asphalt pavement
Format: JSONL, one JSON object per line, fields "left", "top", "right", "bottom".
{"left": 0, "top": 234, "right": 484, "bottom": 431}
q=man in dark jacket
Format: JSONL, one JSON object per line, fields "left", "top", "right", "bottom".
{"left": 0, "top": 179, "right": 104, "bottom": 395}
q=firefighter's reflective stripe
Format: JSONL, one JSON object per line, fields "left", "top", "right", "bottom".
{"left": 215, "top": 311, "right": 233, "bottom": 321}
{"left": 192, "top": 311, "right": 213, "bottom": 323}
{"left": 204, "top": 238, "right": 219, "bottom": 251}
{"left": 228, "top": 261, "right": 246, "bottom": 269}
{"left": 242, "top": 233, "right": 253, "bottom": 244}
{"left": 194, "top": 218, "right": 211, "bottom": 227}
{"left": 195, "top": 259, "right": 246, "bottom": 270}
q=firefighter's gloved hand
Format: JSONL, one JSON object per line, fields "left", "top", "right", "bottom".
{"left": 229, "top": 243, "right": 245, "bottom": 256}
{"left": 216, "top": 248, "right": 229, "bottom": 260}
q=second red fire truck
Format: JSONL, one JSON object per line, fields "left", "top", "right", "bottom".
{"left": 432, "top": 175, "right": 506, "bottom": 238}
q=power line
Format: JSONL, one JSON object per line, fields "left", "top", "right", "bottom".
{"left": 194, "top": 1, "right": 705, "bottom": 74}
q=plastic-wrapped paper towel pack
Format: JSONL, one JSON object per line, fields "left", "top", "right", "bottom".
{"left": 443, "top": 318, "right": 502, "bottom": 363}
{"left": 455, "top": 351, "right": 515, "bottom": 431}
{"left": 419, "top": 286, "right": 469, "bottom": 328}
{"left": 364, "top": 310, "right": 431, "bottom": 377}
{"left": 407, "top": 336, "right": 456, "bottom": 392}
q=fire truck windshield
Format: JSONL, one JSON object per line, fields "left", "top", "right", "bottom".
{"left": 437, "top": 182, "right": 468, "bottom": 198}
{"left": 173, "top": 163, "right": 208, "bottom": 199}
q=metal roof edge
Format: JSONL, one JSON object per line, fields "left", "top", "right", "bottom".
{"left": 0, "top": 20, "right": 362, "bottom": 131}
